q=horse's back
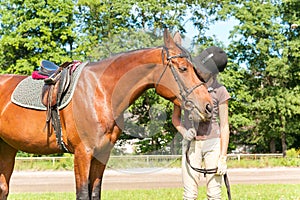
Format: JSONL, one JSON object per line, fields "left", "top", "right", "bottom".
{"left": 0, "top": 74, "right": 27, "bottom": 106}
{"left": 0, "top": 74, "right": 27, "bottom": 87}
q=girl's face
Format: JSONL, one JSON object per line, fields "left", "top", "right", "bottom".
{"left": 196, "top": 69, "right": 212, "bottom": 83}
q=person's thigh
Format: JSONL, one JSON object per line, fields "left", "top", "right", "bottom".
{"left": 182, "top": 140, "right": 203, "bottom": 200}
{"left": 203, "top": 138, "right": 222, "bottom": 200}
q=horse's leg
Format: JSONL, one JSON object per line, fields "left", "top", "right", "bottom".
{"left": 0, "top": 139, "right": 17, "bottom": 200}
{"left": 73, "top": 144, "right": 93, "bottom": 200}
{"left": 89, "top": 125, "right": 122, "bottom": 200}
{"left": 89, "top": 158, "right": 106, "bottom": 200}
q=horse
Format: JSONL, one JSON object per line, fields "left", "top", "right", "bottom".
{"left": 0, "top": 29, "right": 212, "bottom": 200}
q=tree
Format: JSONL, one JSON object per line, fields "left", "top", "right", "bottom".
{"left": 4, "top": 0, "right": 297, "bottom": 155}
{"left": 74, "top": 0, "right": 135, "bottom": 60}
{"left": 75, "top": 0, "right": 196, "bottom": 60}
{"left": 124, "top": 89, "right": 181, "bottom": 155}
{"left": 219, "top": 0, "right": 300, "bottom": 155}
{"left": 0, "top": 0, "right": 220, "bottom": 154}
{"left": 75, "top": 0, "right": 221, "bottom": 154}
{"left": 0, "top": 0, "right": 76, "bottom": 74}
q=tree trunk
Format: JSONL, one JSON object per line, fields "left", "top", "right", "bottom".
{"left": 170, "top": 138, "right": 175, "bottom": 155}
{"left": 281, "top": 132, "right": 287, "bottom": 157}
{"left": 270, "top": 138, "right": 276, "bottom": 153}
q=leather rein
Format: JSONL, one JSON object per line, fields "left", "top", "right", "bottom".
{"left": 183, "top": 88, "right": 232, "bottom": 199}
{"left": 183, "top": 89, "right": 232, "bottom": 200}
{"left": 185, "top": 140, "right": 232, "bottom": 200}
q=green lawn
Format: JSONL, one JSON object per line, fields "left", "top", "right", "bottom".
{"left": 8, "top": 184, "right": 300, "bottom": 200}
{"left": 10, "top": 155, "right": 300, "bottom": 199}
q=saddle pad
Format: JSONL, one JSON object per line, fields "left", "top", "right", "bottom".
{"left": 11, "top": 62, "right": 88, "bottom": 111}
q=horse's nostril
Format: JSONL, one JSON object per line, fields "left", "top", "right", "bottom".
{"left": 206, "top": 104, "right": 212, "bottom": 113}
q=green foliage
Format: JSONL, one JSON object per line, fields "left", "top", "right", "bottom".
{"left": 83, "top": 29, "right": 163, "bottom": 61}
{"left": 14, "top": 154, "right": 300, "bottom": 171}
{"left": 1, "top": 1, "right": 299, "bottom": 154}
{"left": 74, "top": 0, "right": 201, "bottom": 60}
{"left": 228, "top": 157, "right": 300, "bottom": 168}
{"left": 105, "top": 184, "right": 300, "bottom": 200}
{"left": 122, "top": 89, "right": 182, "bottom": 155}
{"left": 16, "top": 151, "right": 64, "bottom": 157}
{"left": 14, "top": 153, "right": 74, "bottom": 171}
{"left": 219, "top": 0, "right": 300, "bottom": 153}
{"left": 0, "top": 0, "right": 76, "bottom": 74}
{"left": 286, "top": 148, "right": 299, "bottom": 158}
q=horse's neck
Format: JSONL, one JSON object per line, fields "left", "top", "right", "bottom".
{"left": 106, "top": 48, "right": 163, "bottom": 118}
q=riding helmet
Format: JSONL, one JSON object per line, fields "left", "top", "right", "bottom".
{"left": 193, "top": 46, "right": 228, "bottom": 74}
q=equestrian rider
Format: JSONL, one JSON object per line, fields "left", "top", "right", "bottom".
{"left": 172, "top": 46, "right": 231, "bottom": 200}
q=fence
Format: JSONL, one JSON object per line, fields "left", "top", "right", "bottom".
{"left": 228, "top": 153, "right": 282, "bottom": 161}
{"left": 14, "top": 153, "right": 284, "bottom": 171}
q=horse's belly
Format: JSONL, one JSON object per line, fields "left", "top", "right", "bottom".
{"left": 0, "top": 104, "right": 61, "bottom": 154}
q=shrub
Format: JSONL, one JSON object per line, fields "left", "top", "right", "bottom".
{"left": 286, "top": 148, "right": 299, "bottom": 158}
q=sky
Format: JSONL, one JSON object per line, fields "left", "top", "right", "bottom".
{"left": 183, "top": 18, "right": 239, "bottom": 49}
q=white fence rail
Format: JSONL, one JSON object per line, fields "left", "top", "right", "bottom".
{"left": 228, "top": 153, "right": 283, "bottom": 161}
{"left": 14, "top": 153, "right": 284, "bottom": 166}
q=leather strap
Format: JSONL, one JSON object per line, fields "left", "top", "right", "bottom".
{"left": 185, "top": 141, "right": 231, "bottom": 200}
{"left": 50, "top": 107, "right": 69, "bottom": 152}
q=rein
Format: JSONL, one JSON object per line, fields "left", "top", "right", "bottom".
{"left": 185, "top": 108, "right": 232, "bottom": 199}
{"left": 185, "top": 141, "right": 232, "bottom": 200}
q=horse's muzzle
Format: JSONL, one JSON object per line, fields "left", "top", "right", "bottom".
{"left": 188, "top": 104, "right": 212, "bottom": 123}
{"left": 184, "top": 100, "right": 212, "bottom": 122}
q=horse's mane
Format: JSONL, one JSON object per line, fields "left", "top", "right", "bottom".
{"left": 116, "top": 46, "right": 162, "bottom": 55}
{"left": 88, "top": 46, "right": 162, "bottom": 65}
{"left": 89, "top": 44, "right": 192, "bottom": 66}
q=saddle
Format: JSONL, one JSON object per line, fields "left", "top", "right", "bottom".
{"left": 41, "top": 61, "right": 73, "bottom": 107}
{"left": 39, "top": 60, "right": 74, "bottom": 152}
{"left": 39, "top": 60, "right": 60, "bottom": 76}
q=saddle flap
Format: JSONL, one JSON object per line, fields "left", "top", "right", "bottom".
{"left": 42, "top": 80, "right": 61, "bottom": 107}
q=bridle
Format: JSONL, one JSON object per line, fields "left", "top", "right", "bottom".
{"left": 155, "top": 46, "right": 205, "bottom": 117}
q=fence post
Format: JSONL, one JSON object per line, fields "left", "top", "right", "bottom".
{"left": 147, "top": 155, "right": 149, "bottom": 165}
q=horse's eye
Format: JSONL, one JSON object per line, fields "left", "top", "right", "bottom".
{"left": 179, "top": 66, "right": 187, "bottom": 72}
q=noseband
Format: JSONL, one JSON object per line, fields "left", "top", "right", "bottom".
{"left": 155, "top": 46, "right": 205, "bottom": 115}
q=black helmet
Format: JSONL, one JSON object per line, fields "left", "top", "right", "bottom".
{"left": 193, "top": 46, "right": 228, "bottom": 74}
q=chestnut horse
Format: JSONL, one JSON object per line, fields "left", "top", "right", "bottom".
{"left": 0, "top": 29, "right": 212, "bottom": 199}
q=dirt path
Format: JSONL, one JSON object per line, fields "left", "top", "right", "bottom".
{"left": 9, "top": 167, "right": 300, "bottom": 193}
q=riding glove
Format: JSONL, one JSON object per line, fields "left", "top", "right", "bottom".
{"left": 183, "top": 128, "right": 196, "bottom": 141}
{"left": 216, "top": 155, "right": 227, "bottom": 175}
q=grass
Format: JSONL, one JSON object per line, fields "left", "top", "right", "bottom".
{"left": 227, "top": 157, "right": 300, "bottom": 168}
{"left": 8, "top": 184, "right": 300, "bottom": 200}
{"left": 14, "top": 157, "right": 74, "bottom": 171}
{"left": 11, "top": 155, "right": 300, "bottom": 199}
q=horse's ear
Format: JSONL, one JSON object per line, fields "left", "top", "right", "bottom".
{"left": 173, "top": 31, "right": 182, "bottom": 45}
{"left": 163, "top": 28, "right": 176, "bottom": 49}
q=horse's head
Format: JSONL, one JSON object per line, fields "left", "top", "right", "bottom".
{"left": 155, "top": 29, "right": 212, "bottom": 122}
